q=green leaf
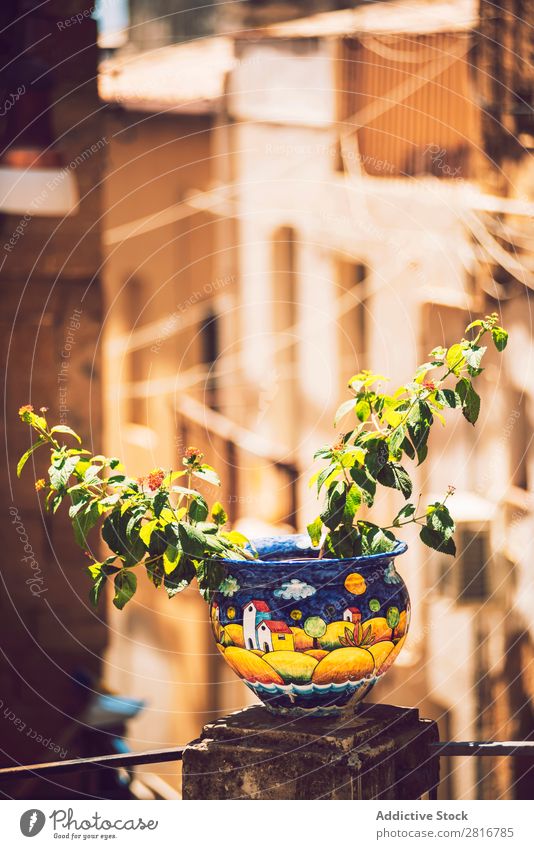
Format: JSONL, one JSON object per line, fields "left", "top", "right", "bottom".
{"left": 325, "top": 526, "right": 361, "bottom": 559}
{"left": 464, "top": 345, "right": 486, "bottom": 375}
{"left": 343, "top": 484, "right": 361, "bottom": 525}
{"left": 316, "top": 463, "right": 338, "bottom": 494}
{"left": 145, "top": 555, "right": 164, "bottom": 588}
{"left": 491, "top": 326, "right": 508, "bottom": 351}
{"left": 401, "top": 436, "right": 415, "bottom": 460}
{"left": 358, "top": 523, "right": 396, "bottom": 555}
{"left": 419, "top": 525, "right": 456, "bottom": 556}
{"left": 89, "top": 574, "right": 107, "bottom": 608}
{"left": 407, "top": 401, "right": 432, "bottom": 464}
{"left": 320, "top": 481, "right": 347, "bottom": 530}
{"left": 189, "top": 494, "right": 209, "bottom": 523}
{"left": 49, "top": 454, "right": 80, "bottom": 490}
{"left": 196, "top": 560, "right": 225, "bottom": 601}
{"left": 211, "top": 501, "right": 228, "bottom": 526}
{"left": 102, "top": 511, "right": 145, "bottom": 566}
{"left": 435, "top": 388, "right": 458, "bottom": 408}
{"left": 139, "top": 519, "right": 158, "bottom": 547}
{"left": 392, "top": 502, "right": 416, "bottom": 526}
{"left": 72, "top": 500, "right": 100, "bottom": 548}
{"left": 113, "top": 570, "right": 137, "bottom": 609}
{"left": 163, "top": 544, "right": 180, "bottom": 575}
{"left": 178, "top": 523, "right": 207, "bottom": 559}
{"left": 97, "top": 493, "right": 121, "bottom": 509}
{"left": 465, "top": 320, "right": 484, "bottom": 332}
{"left": 313, "top": 446, "right": 333, "bottom": 460}
{"left": 193, "top": 465, "right": 220, "bottom": 486}
{"left": 355, "top": 399, "right": 371, "bottom": 423}
{"left": 153, "top": 490, "right": 168, "bottom": 518}
{"left": 426, "top": 502, "right": 455, "bottom": 539}
{"left": 148, "top": 527, "right": 168, "bottom": 557}
{"left": 335, "top": 398, "right": 356, "bottom": 426}
{"left": 220, "top": 529, "right": 249, "bottom": 549}
{"left": 17, "top": 437, "right": 46, "bottom": 477}
{"left": 107, "top": 474, "right": 127, "bottom": 485}
{"left": 165, "top": 556, "right": 196, "bottom": 598}
{"left": 456, "top": 377, "right": 480, "bottom": 424}
{"left": 377, "top": 463, "right": 413, "bottom": 499}
{"left": 388, "top": 425, "right": 405, "bottom": 458}
{"left": 126, "top": 505, "right": 147, "bottom": 537}
{"left": 80, "top": 464, "right": 102, "bottom": 486}
{"left": 364, "top": 437, "right": 389, "bottom": 477}
{"left": 349, "top": 466, "right": 376, "bottom": 504}
{"left": 50, "top": 425, "right": 81, "bottom": 443}
{"left": 446, "top": 343, "right": 466, "bottom": 375}
{"left": 307, "top": 516, "right": 323, "bottom": 547}
{"left": 68, "top": 492, "right": 91, "bottom": 518}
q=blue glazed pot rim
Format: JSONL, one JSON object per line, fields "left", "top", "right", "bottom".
{"left": 220, "top": 533, "right": 407, "bottom": 570}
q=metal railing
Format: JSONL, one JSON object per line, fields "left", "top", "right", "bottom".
{"left": 427, "top": 741, "right": 534, "bottom": 800}
{"left": 1, "top": 740, "right": 533, "bottom": 798}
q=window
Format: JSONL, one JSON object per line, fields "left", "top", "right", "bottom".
{"left": 337, "top": 33, "right": 477, "bottom": 178}
{"left": 434, "top": 526, "right": 491, "bottom": 602}
{"left": 126, "top": 276, "right": 147, "bottom": 425}
{"left": 421, "top": 303, "right": 469, "bottom": 356}
{"left": 458, "top": 528, "right": 490, "bottom": 602}
{"left": 509, "top": 392, "right": 529, "bottom": 491}
{"left": 200, "top": 308, "right": 219, "bottom": 411}
{"left": 271, "top": 226, "right": 299, "bottom": 446}
{"left": 337, "top": 260, "right": 368, "bottom": 378}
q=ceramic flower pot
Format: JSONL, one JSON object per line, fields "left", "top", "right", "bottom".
{"left": 209, "top": 534, "right": 410, "bottom": 717}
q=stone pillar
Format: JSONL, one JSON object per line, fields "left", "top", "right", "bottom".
{"left": 182, "top": 703, "right": 439, "bottom": 800}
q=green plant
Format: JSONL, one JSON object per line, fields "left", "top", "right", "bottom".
{"left": 17, "top": 313, "right": 509, "bottom": 611}
{"left": 17, "top": 408, "right": 252, "bottom": 610}
{"left": 307, "top": 314, "right": 508, "bottom": 559}
{"left": 340, "top": 623, "right": 373, "bottom": 648}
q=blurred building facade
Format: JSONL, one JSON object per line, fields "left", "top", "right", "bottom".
{"left": 100, "top": 0, "right": 534, "bottom": 798}
{"left": 217, "top": 0, "right": 534, "bottom": 800}
{"left": 0, "top": 1, "right": 106, "bottom": 794}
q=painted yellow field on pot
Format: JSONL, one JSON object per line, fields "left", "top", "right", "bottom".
{"left": 367, "top": 640, "right": 394, "bottom": 673}
{"left": 263, "top": 651, "right": 318, "bottom": 684}
{"left": 224, "top": 646, "right": 284, "bottom": 685}
{"left": 290, "top": 626, "right": 314, "bottom": 651}
{"left": 222, "top": 623, "right": 245, "bottom": 648}
{"left": 312, "top": 647, "right": 375, "bottom": 684}
{"left": 318, "top": 620, "right": 355, "bottom": 651}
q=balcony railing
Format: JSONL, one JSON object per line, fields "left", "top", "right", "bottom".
{"left": 1, "top": 740, "right": 533, "bottom": 799}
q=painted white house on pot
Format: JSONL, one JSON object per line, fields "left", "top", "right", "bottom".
{"left": 242, "top": 599, "right": 271, "bottom": 650}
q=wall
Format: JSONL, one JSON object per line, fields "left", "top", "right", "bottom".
{"left": 0, "top": 1, "right": 106, "bottom": 794}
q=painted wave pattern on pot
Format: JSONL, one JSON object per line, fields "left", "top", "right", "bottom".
{"left": 210, "top": 538, "right": 410, "bottom": 716}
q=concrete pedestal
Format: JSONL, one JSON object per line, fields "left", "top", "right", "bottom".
{"left": 182, "top": 702, "right": 439, "bottom": 800}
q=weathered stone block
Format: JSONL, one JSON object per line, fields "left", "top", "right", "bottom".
{"left": 182, "top": 702, "right": 439, "bottom": 800}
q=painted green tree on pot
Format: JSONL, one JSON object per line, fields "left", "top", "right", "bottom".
{"left": 386, "top": 606, "right": 400, "bottom": 640}
{"left": 304, "top": 615, "right": 327, "bottom": 649}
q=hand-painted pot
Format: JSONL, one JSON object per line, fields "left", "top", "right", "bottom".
{"left": 210, "top": 534, "right": 410, "bottom": 717}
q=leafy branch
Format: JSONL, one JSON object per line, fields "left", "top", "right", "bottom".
{"left": 17, "top": 407, "right": 252, "bottom": 610}
{"left": 307, "top": 314, "right": 508, "bottom": 559}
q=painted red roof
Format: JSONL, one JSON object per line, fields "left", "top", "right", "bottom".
{"left": 250, "top": 600, "right": 270, "bottom": 612}
{"left": 260, "top": 620, "right": 292, "bottom": 634}
{"left": 346, "top": 607, "right": 361, "bottom": 613}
